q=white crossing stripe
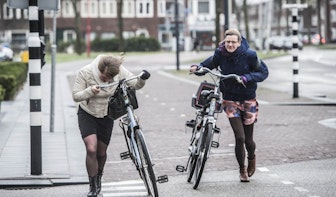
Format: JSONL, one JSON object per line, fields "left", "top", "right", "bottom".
{"left": 101, "top": 180, "right": 148, "bottom": 197}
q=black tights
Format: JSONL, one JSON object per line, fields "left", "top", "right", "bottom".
{"left": 229, "top": 117, "right": 256, "bottom": 169}
{"left": 83, "top": 134, "right": 108, "bottom": 177}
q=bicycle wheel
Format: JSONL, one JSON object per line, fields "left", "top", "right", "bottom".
{"left": 135, "top": 129, "right": 159, "bottom": 197}
{"left": 193, "top": 122, "right": 213, "bottom": 189}
{"left": 187, "top": 127, "right": 199, "bottom": 182}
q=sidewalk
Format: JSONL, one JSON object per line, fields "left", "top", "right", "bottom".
{"left": 0, "top": 51, "right": 335, "bottom": 189}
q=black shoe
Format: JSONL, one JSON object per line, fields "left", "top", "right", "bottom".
{"left": 96, "top": 171, "right": 103, "bottom": 194}
{"left": 87, "top": 175, "right": 98, "bottom": 197}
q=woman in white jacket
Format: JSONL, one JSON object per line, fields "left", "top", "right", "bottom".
{"left": 72, "top": 54, "right": 149, "bottom": 197}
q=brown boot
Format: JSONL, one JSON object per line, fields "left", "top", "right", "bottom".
{"left": 239, "top": 167, "right": 249, "bottom": 182}
{"left": 247, "top": 155, "right": 256, "bottom": 177}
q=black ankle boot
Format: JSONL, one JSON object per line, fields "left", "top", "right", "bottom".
{"left": 87, "top": 175, "right": 98, "bottom": 197}
{"left": 96, "top": 171, "right": 103, "bottom": 194}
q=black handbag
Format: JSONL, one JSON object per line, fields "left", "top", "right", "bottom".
{"left": 108, "top": 86, "right": 138, "bottom": 120}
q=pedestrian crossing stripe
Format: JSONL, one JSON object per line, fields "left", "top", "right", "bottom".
{"left": 101, "top": 180, "right": 148, "bottom": 197}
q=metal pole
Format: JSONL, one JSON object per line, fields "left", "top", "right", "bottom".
{"left": 224, "top": 0, "right": 229, "bottom": 32}
{"left": 283, "top": 4, "right": 307, "bottom": 99}
{"left": 28, "top": 0, "right": 42, "bottom": 175}
{"left": 291, "top": 7, "right": 299, "bottom": 98}
{"left": 50, "top": 10, "right": 57, "bottom": 133}
{"left": 175, "top": 0, "right": 180, "bottom": 70}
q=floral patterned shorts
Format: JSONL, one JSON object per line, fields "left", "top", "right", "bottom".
{"left": 222, "top": 99, "right": 259, "bottom": 125}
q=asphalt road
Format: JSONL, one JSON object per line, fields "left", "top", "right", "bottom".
{"left": 1, "top": 47, "right": 335, "bottom": 197}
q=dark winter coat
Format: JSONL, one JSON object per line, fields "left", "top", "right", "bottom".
{"left": 200, "top": 37, "right": 269, "bottom": 101}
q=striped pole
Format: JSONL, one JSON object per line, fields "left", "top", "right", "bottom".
{"left": 28, "top": 0, "right": 42, "bottom": 175}
{"left": 291, "top": 8, "right": 299, "bottom": 98}
{"left": 283, "top": 4, "right": 307, "bottom": 99}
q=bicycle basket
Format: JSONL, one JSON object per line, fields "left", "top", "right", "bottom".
{"left": 191, "top": 81, "right": 222, "bottom": 113}
{"left": 108, "top": 87, "right": 138, "bottom": 120}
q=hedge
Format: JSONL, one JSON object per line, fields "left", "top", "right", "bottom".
{"left": 0, "top": 62, "right": 28, "bottom": 100}
{"left": 91, "top": 37, "right": 161, "bottom": 52}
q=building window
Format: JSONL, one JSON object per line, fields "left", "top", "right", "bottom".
{"left": 123, "top": 0, "right": 135, "bottom": 17}
{"left": 99, "top": 0, "right": 117, "bottom": 18}
{"left": 136, "top": 0, "right": 153, "bottom": 17}
{"left": 62, "top": 0, "right": 74, "bottom": 18}
{"left": 198, "top": 1, "right": 209, "bottom": 14}
{"left": 157, "top": 0, "right": 166, "bottom": 17}
{"left": 3, "top": 3, "right": 13, "bottom": 19}
{"left": 63, "top": 30, "right": 76, "bottom": 42}
{"left": 81, "top": 0, "right": 98, "bottom": 18}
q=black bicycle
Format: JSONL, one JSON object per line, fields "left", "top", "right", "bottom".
{"left": 98, "top": 71, "right": 168, "bottom": 197}
{"left": 176, "top": 67, "right": 244, "bottom": 189}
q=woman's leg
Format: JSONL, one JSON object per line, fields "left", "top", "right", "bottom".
{"left": 83, "top": 134, "right": 98, "bottom": 177}
{"left": 244, "top": 123, "right": 256, "bottom": 177}
{"left": 229, "top": 117, "right": 249, "bottom": 182}
{"left": 97, "top": 140, "right": 108, "bottom": 173}
{"left": 96, "top": 139, "right": 108, "bottom": 194}
{"left": 229, "top": 117, "right": 246, "bottom": 168}
{"left": 244, "top": 124, "right": 256, "bottom": 160}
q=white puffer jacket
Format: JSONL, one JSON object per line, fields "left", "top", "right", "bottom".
{"left": 72, "top": 55, "right": 146, "bottom": 118}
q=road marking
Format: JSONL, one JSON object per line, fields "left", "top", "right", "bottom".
{"left": 294, "top": 187, "right": 309, "bottom": 192}
{"left": 102, "top": 180, "right": 148, "bottom": 197}
{"left": 257, "top": 167, "right": 269, "bottom": 172}
{"left": 268, "top": 173, "right": 280, "bottom": 178}
{"left": 281, "top": 180, "right": 294, "bottom": 185}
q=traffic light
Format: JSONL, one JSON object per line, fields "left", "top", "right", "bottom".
{"left": 40, "top": 40, "right": 46, "bottom": 67}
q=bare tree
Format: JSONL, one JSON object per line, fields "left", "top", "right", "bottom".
{"left": 70, "top": 0, "right": 84, "bottom": 55}
{"left": 215, "top": 0, "right": 221, "bottom": 47}
{"left": 117, "top": 0, "right": 125, "bottom": 51}
{"left": 243, "top": 0, "right": 250, "bottom": 41}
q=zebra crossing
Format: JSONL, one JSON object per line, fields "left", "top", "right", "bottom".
{"left": 101, "top": 179, "right": 148, "bottom": 197}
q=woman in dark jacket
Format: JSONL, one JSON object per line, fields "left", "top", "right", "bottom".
{"left": 190, "top": 29, "right": 268, "bottom": 182}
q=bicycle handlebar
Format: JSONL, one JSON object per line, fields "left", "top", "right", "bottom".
{"left": 97, "top": 71, "right": 145, "bottom": 89}
{"left": 195, "top": 67, "right": 246, "bottom": 87}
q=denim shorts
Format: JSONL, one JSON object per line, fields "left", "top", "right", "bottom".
{"left": 77, "top": 106, "right": 114, "bottom": 145}
{"left": 222, "top": 99, "right": 259, "bottom": 125}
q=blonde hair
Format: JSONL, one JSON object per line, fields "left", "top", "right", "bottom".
{"left": 224, "top": 29, "right": 242, "bottom": 42}
{"left": 98, "top": 54, "right": 124, "bottom": 78}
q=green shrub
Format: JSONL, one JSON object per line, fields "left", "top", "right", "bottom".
{"left": 91, "top": 37, "right": 161, "bottom": 52}
{"left": 0, "top": 84, "right": 5, "bottom": 102}
{"left": 0, "top": 62, "right": 28, "bottom": 100}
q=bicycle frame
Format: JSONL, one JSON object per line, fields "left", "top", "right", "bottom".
{"left": 99, "top": 72, "right": 167, "bottom": 197}
{"left": 177, "top": 67, "right": 243, "bottom": 189}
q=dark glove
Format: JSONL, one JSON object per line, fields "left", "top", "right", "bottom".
{"left": 140, "top": 70, "right": 150, "bottom": 80}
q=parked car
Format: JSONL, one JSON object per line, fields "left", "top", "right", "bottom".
{"left": 0, "top": 43, "right": 14, "bottom": 62}
{"left": 268, "top": 36, "right": 303, "bottom": 50}
{"left": 302, "top": 33, "right": 326, "bottom": 45}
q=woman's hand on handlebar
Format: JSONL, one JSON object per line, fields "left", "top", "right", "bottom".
{"left": 189, "top": 65, "right": 198, "bottom": 74}
{"left": 91, "top": 85, "right": 100, "bottom": 94}
{"left": 190, "top": 65, "right": 207, "bottom": 76}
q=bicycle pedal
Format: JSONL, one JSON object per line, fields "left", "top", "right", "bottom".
{"left": 120, "top": 151, "right": 130, "bottom": 160}
{"left": 214, "top": 127, "right": 220, "bottom": 133}
{"left": 175, "top": 165, "right": 185, "bottom": 173}
{"left": 157, "top": 175, "right": 168, "bottom": 183}
{"left": 211, "top": 141, "right": 219, "bottom": 148}
{"left": 185, "top": 120, "right": 196, "bottom": 128}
